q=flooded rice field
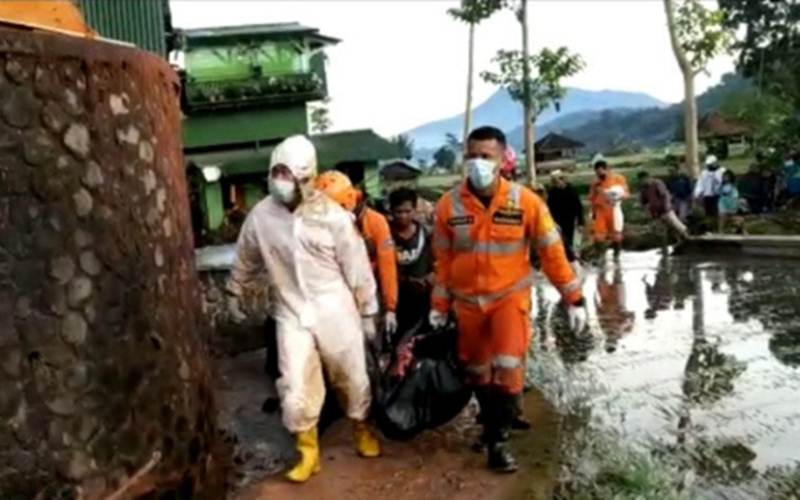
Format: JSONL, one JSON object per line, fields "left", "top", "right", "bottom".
{"left": 530, "top": 249, "right": 800, "bottom": 498}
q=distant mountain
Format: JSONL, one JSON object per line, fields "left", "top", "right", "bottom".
{"left": 406, "top": 88, "right": 667, "bottom": 150}
{"left": 505, "top": 73, "right": 752, "bottom": 154}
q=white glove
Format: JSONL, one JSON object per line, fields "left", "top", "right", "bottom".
{"left": 384, "top": 311, "right": 398, "bottom": 336}
{"left": 605, "top": 186, "right": 625, "bottom": 203}
{"left": 361, "top": 316, "right": 377, "bottom": 341}
{"left": 429, "top": 310, "right": 448, "bottom": 330}
{"left": 567, "top": 305, "right": 587, "bottom": 333}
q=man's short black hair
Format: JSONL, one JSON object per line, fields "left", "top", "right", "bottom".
{"left": 389, "top": 187, "right": 418, "bottom": 209}
{"left": 637, "top": 171, "right": 650, "bottom": 180}
{"left": 594, "top": 160, "right": 608, "bottom": 170}
{"left": 467, "top": 126, "right": 506, "bottom": 147}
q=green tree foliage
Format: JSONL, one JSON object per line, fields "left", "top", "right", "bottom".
{"left": 433, "top": 145, "right": 457, "bottom": 171}
{"left": 447, "top": 0, "right": 504, "bottom": 24}
{"left": 391, "top": 134, "right": 415, "bottom": 159}
{"left": 718, "top": 0, "right": 800, "bottom": 150}
{"left": 481, "top": 47, "right": 584, "bottom": 117}
{"left": 309, "top": 98, "right": 332, "bottom": 134}
{"left": 673, "top": 0, "right": 735, "bottom": 74}
{"left": 720, "top": 89, "right": 791, "bottom": 147}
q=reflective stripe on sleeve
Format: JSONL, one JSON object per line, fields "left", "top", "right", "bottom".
{"left": 536, "top": 228, "right": 562, "bottom": 249}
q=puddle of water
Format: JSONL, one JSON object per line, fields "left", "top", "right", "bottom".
{"left": 527, "top": 249, "right": 800, "bottom": 494}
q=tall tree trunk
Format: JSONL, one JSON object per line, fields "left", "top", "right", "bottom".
{"left": 664, "top": 0, "right": 700, "bottom": 178}
{"left": 520, "top": 0, "right": 535, "bottom": 182}
{"left": 683, "top": 72, "right": 700, "bottom": 178}
{"left": 462, "top": 22, "right": 475, "bottom": 177}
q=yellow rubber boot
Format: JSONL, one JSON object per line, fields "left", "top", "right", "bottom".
{"left": 353, "top": 421, "right": 381, "bottom": 458}
{"left": 285, "top": 427, "right": 321, "bottom": 483}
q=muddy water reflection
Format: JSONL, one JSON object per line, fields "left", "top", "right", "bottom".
{"left": 530, "top": 250, "right": 800, "bottom": 473}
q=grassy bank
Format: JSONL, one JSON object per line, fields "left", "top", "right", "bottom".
{"left": 554, "top": 419, "right": 800, "bottom": 500}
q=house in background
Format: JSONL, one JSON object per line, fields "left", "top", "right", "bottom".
{"left": 698, "top": 111, "right": 753, "bottom": 159}
{"left": 534, "top": 132, "right": 585, "bottom": 173}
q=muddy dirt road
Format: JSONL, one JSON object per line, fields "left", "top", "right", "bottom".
{"left": 216, "top": 352, "right": 562, "bottom": 500}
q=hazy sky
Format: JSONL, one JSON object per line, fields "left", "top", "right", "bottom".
{"left": 170, "top": 0, "right": 734, "bottom": 136}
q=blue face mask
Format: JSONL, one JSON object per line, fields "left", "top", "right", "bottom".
{"left": 466, "top": 158, "right": 497, "bottom": 191}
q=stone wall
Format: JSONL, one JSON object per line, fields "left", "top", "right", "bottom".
{"left": 195, "top": 244, "right": 270, "bottom": 357}
{"left": 0, "top": 27, "right": 222, "bottom": 498}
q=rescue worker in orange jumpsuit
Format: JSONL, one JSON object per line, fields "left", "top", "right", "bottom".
{"left": 316, "top": 171, "right": 399, "bottom": 338}
{"left": 588, "top": 157, "right": 629, "bottom": 258}
{"left": 430, "top": 126, "right": 587, "bottom": 473}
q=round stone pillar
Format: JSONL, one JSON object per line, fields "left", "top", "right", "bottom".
{"left": 0, "top": 26, "right": 221, "bottom": 498}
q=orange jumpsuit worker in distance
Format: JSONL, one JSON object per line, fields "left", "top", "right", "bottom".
{"left": 430, "top": 126, "right": 587, "bottom": 474}
{"left": 588, "top": 156, "right": 629, "bottom": 257}
{"left": 316, "top": 171, "right": 399, "bottom": 336}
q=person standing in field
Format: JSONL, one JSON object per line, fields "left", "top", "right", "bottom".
{"left": 718, "top": 170, "right": 741, "bottom": 233}
{"left": 665, "top": 164, "right": 693, "bottom": 221}
{"left": 694, "top": 155, "right": 725, "bottom": 218}
{"left": 636, "top": 171, "right": 690, "bottom": 241}
{"left": 588, "top": 156, "right": 629, "bottom": 259}
{"left": 546, "top": 169, "right": 585, "bottom": 267}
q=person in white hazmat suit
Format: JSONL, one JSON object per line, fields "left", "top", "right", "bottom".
{"left": 227, "top": 135, "right": 382, "bottom": 483}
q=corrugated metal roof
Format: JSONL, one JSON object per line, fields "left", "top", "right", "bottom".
{"left": 188, "top": 129, "right": 400, "bottom": 175}
{"left": 183, "top": 22, "right": 339, "bottom": 45}
{"left": 79, "top": 0, "right": 169, "bottom": 56}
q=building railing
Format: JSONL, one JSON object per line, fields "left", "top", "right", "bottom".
{"left": 184, "top": 72, "right": 325, "bottom": 111}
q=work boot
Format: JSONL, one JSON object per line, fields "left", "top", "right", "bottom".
{"left": 353, "top": 420, "right": 381, "bottom": 458}
{"left": 285, "top": 427, "right": 321, "bottom": 483}
{"left": 487, "top": 442, "right": 518, "bottom": 473}
{"left": 511, "top": 415, "right": 532, "bottom": 431}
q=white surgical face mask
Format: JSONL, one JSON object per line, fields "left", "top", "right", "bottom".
{"left": 269, "top": 177, "right": 297, "bottom": 205}
{"left": 466, "top": 158, "right": 497, "bottom": 191}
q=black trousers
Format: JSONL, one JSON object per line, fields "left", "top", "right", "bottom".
{"left": 561, "top": 222, "right": 577, "bottom": 262}
{"left": 702, "top": 196, "right": 720, "bottom": 217}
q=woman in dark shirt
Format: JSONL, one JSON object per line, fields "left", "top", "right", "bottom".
{"left": 389, "top": 188, "right": 434, "bottom": 339}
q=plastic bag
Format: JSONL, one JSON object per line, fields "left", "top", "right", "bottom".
{"left": 373, "top": 326, "right": 472, "bottom": 441}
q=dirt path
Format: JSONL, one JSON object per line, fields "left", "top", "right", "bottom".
{"left": 216, "top": 352, "right": 562, "bottom": 500}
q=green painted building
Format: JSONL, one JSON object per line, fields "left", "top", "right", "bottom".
{"left": 78, "top": 4, "right": 400, "bottom": 243}
{"left": 176, "top": 23, "right": 337, "bottom": 237}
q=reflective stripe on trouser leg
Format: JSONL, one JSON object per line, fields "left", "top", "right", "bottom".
{"left": 276, "top": 323, "right": 326, "bottom": 433}
{"left": 491, "top": 355, "right": 524, "bottom": 392}
{"left": 488, "top": 290, "right": 531, "bottom": 394}
{"left": 455, "top": 290, "right": 531, "bottom": 395}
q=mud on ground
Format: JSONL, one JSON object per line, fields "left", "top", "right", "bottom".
{"left": 215, "top": 351, "right": 563, "bottom": 500}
